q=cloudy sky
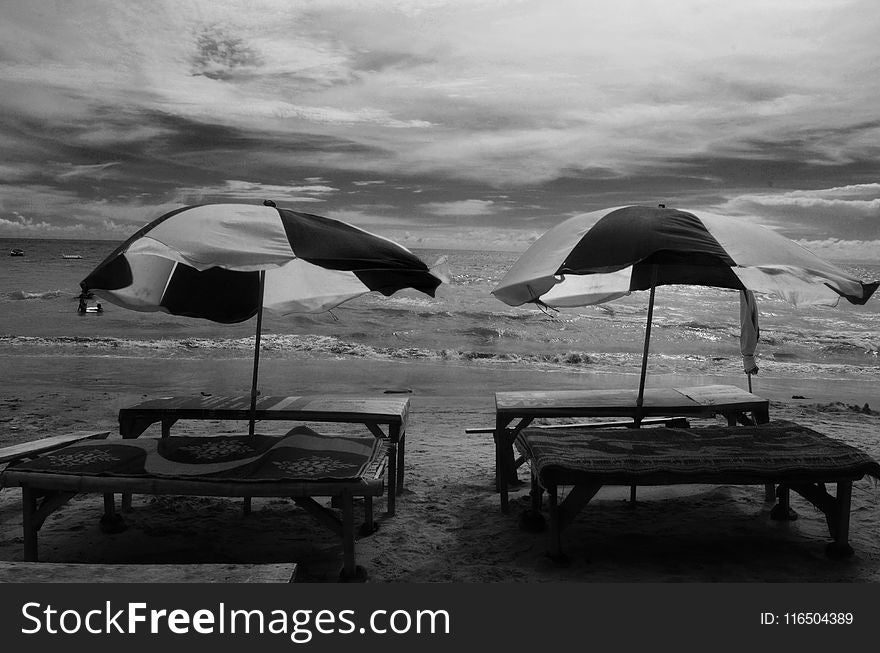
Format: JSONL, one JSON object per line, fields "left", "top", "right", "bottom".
{"left": 1, "top": 0, "right": 878, "bottom": 258}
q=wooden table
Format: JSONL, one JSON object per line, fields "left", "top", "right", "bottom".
{"left": 494, "top": 384, "right": 770, "bottom": 511}
{"left": 119, "top": 394, "right": 410, "bottom": 515}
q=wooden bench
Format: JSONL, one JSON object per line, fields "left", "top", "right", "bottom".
{"left": 0, "top": 562, "right": 296, "bottom": 583}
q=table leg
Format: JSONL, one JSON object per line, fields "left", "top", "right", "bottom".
{"left": 386, "top": 441, "right": 398, "bottom": 517}
{"left": 753, "top": 405, "right": 770, "bottom": 424}
{"left": 494, "top": 414, "right": 512, "bottom": 511}
{"left": 395, "top": 427, "right": 405, "bottom": 494}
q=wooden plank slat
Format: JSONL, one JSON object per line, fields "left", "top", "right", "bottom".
{"left": 0, "top": 431, "right": 110, "bottom": 465}
{"left": 120, "top": 395, "right": 410, "bottom": 422}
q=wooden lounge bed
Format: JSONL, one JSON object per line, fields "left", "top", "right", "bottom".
{"left": 0, "top": 428, "right": 386, "bottom": 582}
{"left": 515, "top": 420, "right": 880, "bottom": 562}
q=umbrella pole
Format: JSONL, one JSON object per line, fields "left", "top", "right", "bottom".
{"left": 635, "top": 266, "right": 658, "bottom": 425}
{"left": 747, "top": 372, "right": 753, "bottom": 393}
{"left": 249, "top": 271, "right": 266, "bottom": 436}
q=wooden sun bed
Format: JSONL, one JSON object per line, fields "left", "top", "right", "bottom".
{"left": 514, "top": 420, "right": 880, "bottom": 562}
{"left": 0, "top": 430, "right": 387, "bottom": 582}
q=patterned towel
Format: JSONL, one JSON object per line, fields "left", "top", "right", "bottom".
{"left": 6, "top": 426, "right": 384, "bottom": 482}
{"left": 516, "top": 420, "right": 880, "bottom": 486}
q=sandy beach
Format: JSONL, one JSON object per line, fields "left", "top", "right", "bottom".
{"left": 1, "top": 352, "right": 878, "bottom": 583}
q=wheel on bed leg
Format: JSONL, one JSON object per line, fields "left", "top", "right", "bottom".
{"left": 339, "top": 565, "right": 369, "bottom": 583}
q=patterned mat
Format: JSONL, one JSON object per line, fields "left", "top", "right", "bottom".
{"left": 516, "top": 420, "right": 880, "bottom": 486}
{"left": 6, "top": 426, "right": 384, "bottom": 482}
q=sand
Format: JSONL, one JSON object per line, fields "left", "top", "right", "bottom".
{"left": 1, "top": 351, "right": 879, "bottom": 582}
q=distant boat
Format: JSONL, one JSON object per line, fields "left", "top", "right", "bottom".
{"left": 10, "top": 248, "right": 24, "bottom": 257}
{"left": 61, "top": 254, "right": 82, "bottom": 259}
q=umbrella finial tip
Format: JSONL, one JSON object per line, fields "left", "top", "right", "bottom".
{"left": 262, "top": 199, "right": 276, "bottom": 207}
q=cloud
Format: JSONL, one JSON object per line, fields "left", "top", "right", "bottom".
{"left": 715, "top": 183, "right": 880, "bottom": 239}
{"left": 383, "top": 225, "right": 544, "bottom": 252}
{"left": 421, "top": 199, "right": 498, "bottom": 216}
{"left": 171, "top": 179, "right": 339, "bottom": 205}
{"left": 1, "top": 1, "right": 880, "bottom": 249}
{"left": 55, "top": 162, "right": 122, "bottom": 180}
{"left": 795, "top": 239, "right": 880, "bottom": 265}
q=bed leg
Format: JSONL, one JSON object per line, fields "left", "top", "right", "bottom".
{"left": 530, "top": 469, "right": 543, "bottom": 512}
{"left": 338, "top": 493, "right": 367, "bottom": 582}
{"left": 22, "top": 487, "right": 39, "bottom": 562}
{"left": 770, "top": 485, "right": 797, "bottom": 521}
{"left": 764, "top": 483, "right": 776, "bottom": 502}
{"left": 546, "top": 485, "right": 569, "bottom": 566}
{"left": 826, "top": 481, "right": 854, "bottom": 559}
{"left": 100, "top": 493, "right": 127, "bottom": 533}
{"left": 519, "top": 469, "right": 546, "bottom": 532}
{"left": 359, "top": 495, "right": 378, "bottom": 536}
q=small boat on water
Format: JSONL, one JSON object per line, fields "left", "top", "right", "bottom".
{"left": 10, "top": 248, "right": 24, "bottom": 257}
{"left": 61, "top": 254, "right": 82, "bottom": 259}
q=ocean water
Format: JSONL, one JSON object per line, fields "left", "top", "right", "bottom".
{"left": 2, "top": 237, "right": 878, "bottom": 391}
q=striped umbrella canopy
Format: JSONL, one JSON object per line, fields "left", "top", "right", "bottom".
{"left": 82, "top": 202, "right": 444, "bottom": 432}
{"left": 493, "top": 205, "right": 878, "bottom": 415}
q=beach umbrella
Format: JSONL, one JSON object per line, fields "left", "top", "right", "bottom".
{"left": 81, "top": 202, "right": 444, "bottom": 434}
{"left": 492, "top": 205, "right": 878, "bottom": 420}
